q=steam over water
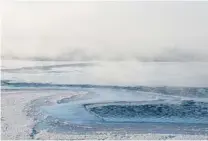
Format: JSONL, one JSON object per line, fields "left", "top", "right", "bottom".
{"left": 2, "top": 2, "right": 208, "bottom": 62}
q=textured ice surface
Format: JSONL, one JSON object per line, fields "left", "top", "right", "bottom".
{"left": 85, "top": 100, "right": 208, "bottom": 123}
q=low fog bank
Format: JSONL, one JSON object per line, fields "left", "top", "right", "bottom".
{"left": 2, "top": 1, "right": 208, "bottom": 62}
{"left": 2, "top": 46, "right": 208, "bottom": 62}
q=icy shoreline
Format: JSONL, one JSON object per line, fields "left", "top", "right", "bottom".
{"left": 1, "top": 91, "right": 208, "bottom": 140}
{"left": 1, "top": 91, "right": 49, "bottom": 139}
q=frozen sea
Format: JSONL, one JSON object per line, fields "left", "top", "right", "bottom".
{"left": 1, "top": 59, "right": 208, "bottom": 140}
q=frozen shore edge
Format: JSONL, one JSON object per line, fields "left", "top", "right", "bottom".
{"left": 1, "top": 91, "right": 208, "bottom": 140}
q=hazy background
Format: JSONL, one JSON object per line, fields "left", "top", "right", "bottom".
{"left": 2, "top": 1, "right": 208, "bottom": 61}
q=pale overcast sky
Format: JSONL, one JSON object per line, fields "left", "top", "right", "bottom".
{"left": 2, "top": 1, "right": 208, "bottom": 61}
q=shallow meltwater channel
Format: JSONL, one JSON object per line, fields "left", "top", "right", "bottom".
{"left": 25, "top": 86, "right": 208, "bottom": 135}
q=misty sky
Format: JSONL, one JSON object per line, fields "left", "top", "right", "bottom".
{"left": 2, "top": 1, "right": 208, "bottom": 61}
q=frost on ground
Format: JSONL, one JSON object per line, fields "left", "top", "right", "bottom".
{"left": 1, "top": 91, "right": 208, "bottom": 140}
{"left": 1, "top": 91, "right": 52, "bottom": 140}
{"left": 35, "top": 130, "right": 208, "bottom": 140}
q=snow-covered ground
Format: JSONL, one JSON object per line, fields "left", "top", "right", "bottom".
{"left": 1, "top": 91, "right": 50, "bottom": 139}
